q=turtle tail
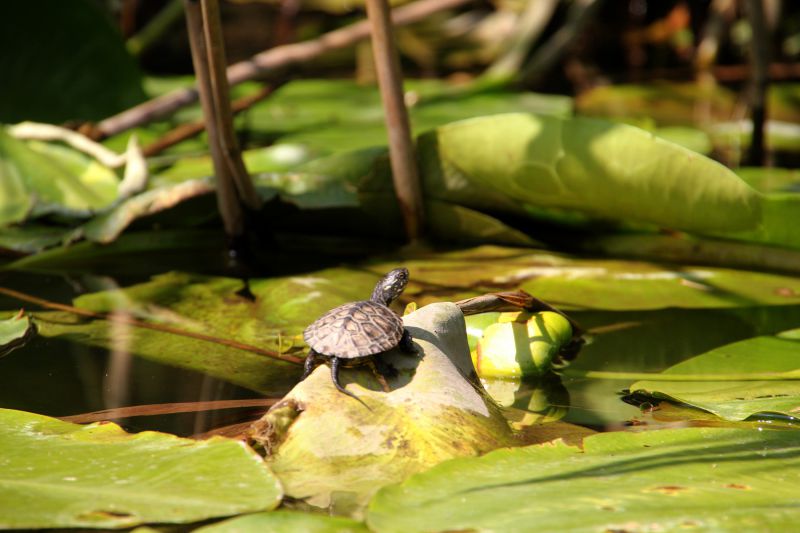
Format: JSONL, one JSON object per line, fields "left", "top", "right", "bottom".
{"left": 331, "top": 357, "right": 372, "bottom": 411}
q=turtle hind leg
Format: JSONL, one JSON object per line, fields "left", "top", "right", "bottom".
{"left": 399, "top": 329, "right": 417, "bottom": 354}
{"left": 301, "top": 349, "right": 321, "bottom": 381}
{"left": 331, "top": 357, "right": 372, "bottom": 410}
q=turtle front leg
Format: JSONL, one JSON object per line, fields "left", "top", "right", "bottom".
{"left": 331, "top": 357, "right": 371, "bottom": 409}
{"left": 399, "top": 328, "right": 417, "bottom": 354}
{"left": 301, "top": 349, "right": 321, "bottom": 381}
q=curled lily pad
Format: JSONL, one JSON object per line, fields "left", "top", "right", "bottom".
{"left": 0, "top": 311, "right": 35, "bottom": 358}
{"left": 472, "top": 310, "right": 573, "bottom": 378}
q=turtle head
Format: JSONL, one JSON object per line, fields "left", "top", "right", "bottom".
{"left": 370, "top": 267, "right": 409, "bottom": 306}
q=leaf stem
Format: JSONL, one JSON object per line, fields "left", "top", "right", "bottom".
{"left": 563, "top": 369, "right": 800, "bottom": 382}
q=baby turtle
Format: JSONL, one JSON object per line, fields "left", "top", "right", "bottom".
{"left": 302, "top": 267, "right": 416, "bottom": 405}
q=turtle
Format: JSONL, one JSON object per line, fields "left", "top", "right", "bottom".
{"left": 301, "top": 267, "right": 416, "bottom": 405}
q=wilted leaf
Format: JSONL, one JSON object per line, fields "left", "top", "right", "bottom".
{"left": 81, "top": 179, "right": 215, "bottom": 243}
{"left": 0, "top": 129, "right": 119, "bottom": 225}
{"left": 0, "top": 408, "right": 281, "bottom": 529}
{"left": 367, "top": 427, "right": 800, "bottom": 532}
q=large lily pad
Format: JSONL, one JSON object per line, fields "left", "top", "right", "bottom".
{"left": 419, "top": 113, "right": 761, "bottom": 233}
{"left": 630, "top": 333, "right": 800, "bottom": 421}
{"left": 379, "top": 246, "right": 800, "bottom": 311}
{"left": 367, "top": 427, "right": 800, "bottom": 532}
{"left": 238, "top": 80, "right": 572, "bottom": 153}
{"left": 0, "top": 408, "right": 281, "bottom": 529}
{"left": 23, "top": 268, "right": 391, "bottom": 394}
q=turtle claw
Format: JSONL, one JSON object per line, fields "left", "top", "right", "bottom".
{"left": 332, "top": 357, "right": 372, "bottom": 411}
{"left": 399, "top": 329, "right": 417, "bottom": 354}
{"left": 301, "top": 350, "right": 321, "bottom": 381}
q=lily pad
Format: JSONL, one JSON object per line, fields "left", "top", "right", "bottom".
{"left": 25, "top": 269, "right": 388, "bottom": 394}
{"left": 197, "top": 511, "right": 368, "bottom": 533}
{"left": 367, "top": 427, "right": 800, "bottom": 532}
{"left": 630, "top": 333, "right": 800, "bottom": 421}
{"left": 419, "top": 113, "right": 761, "bottom": 233}
{"left": 381, "top": 245, "right": 800, "bottom": 311}
{"left": 0, "top": 408, "right": 281, "bottom": 529}
{"left": 241, "top": 80, "right": 572, "bottom": 153}
{"left": 0, "top": 311, "right": 34, "bottom": 357}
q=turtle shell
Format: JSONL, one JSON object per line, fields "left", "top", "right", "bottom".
{"left": 303, "top": 300, "right": 404, "bottom": 358}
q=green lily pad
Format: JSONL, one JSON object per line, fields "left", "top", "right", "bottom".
{"left": 81, "top": 178, "right": 215, "bottom": 244}
{"left": 419, "top": 113, "right": 761, "bottom": 234}
{"left": 367, "top": 427, "right": 800, "bottom": 532}
{"left": 717, "top": 193, "right": 800, "bottom": 250}
{"left": 0, "top": 311, "right": 34, "bottom": 357}
{"left": 630, "top": 334, "right": 800, "bottom": 421}
{"left": 240, "top": 80, "right": 572, "bottom": 153}
{"left": 384, "top": 245, "right": 800, "bottom": 311}
{"left": 26, "top": 269, "right": 385, "bottom": 393}
{"left": 197, "top": 511, "right": 368, "bottom": 533}
{"left": 0, "top": 408, "right": 281, "bottom": 529}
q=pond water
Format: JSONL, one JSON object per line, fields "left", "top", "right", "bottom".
{"left": 4, "top": 265, "right": 800, "bottom": 437}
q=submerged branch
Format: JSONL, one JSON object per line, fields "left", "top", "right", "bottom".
{"left": 60, "top": 398, "right": 278, "bottom": 424}
{"left": 365, "top": 0, "right": 425, "bottom": 241}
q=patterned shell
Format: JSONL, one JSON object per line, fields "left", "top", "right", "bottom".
{"left": 303, "top": 300, "right": 404, "bottom": 358}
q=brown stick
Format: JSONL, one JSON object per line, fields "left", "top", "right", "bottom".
{"left": 455, "top": 291, "right": 583, "bottom": 337}
{"left": 184, "top": 0, "right": 246, "bottom": 238}
{"left": 743, "top": 0, "right": 770, "bottom": 166}
{"left": 0, "top": 286, "right": 303, "bottom": 364}
{"left": 60, "top": 398, "right": 278, "bottom": 424}
{"left": 142, "top": 85, "right": 276, "bottom": 157}
{"left": 199, "top": 0, "right": 262, "bottom": 211}
{"left": 365, "top": 0, "right": 425, "bottom": 241}
{"left": 96, "top": 0, "right": 472, "bottom": 138}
